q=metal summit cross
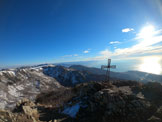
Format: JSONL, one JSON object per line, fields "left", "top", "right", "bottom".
{"left": 101, "top": 59, "right": 116, "bottom": 82}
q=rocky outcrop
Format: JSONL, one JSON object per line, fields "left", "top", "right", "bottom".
{"left": 0, "top": 99, "right": 40, "bottom": 122}
{"left": 85, "top": 89, "right": 151, "bottom": 122}
{"left": 35, "top": 81, "right": 162, "bottom": 122}
{"left": 59, "top": 82, "right": 159, "bottom": 122}
{"left": 14, "top": 98, "right": 39, "bottom": 122}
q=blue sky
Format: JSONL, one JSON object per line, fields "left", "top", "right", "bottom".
{"left": 0, "top": 0, "right": 162, "bottom": 74}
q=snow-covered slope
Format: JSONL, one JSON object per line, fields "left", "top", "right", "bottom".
{"left": 43, "top": 65, "right": 88, "bottom": 86}
{"left": 0, "top": 64, "right": 102, "bottom": 110}
{"left": 42, "top": 65, "right": 105, "bottom": 86}
{"left": 0, "top": 67, "right": 61, "bottom": 109}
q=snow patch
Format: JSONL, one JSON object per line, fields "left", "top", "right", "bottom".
{"left": 8, "top": 71, "right": 16, "bottom": 76}
{"left": 0, "top": 71, "right": 16, "bottom": 76}
{"left": 62, "top": 103, "right": 80, "bottom": 118}
{"left": 16, "top": 85, "right": 24, "bottom": 90}
{"left": 0, "top": 71, "right": 3, "bottom": 75}
{"left": 21, "top": 69, "right": 27, "bottom": 72}
{"left": 0, "top": 91, "right": 7, "bottom": 100}
{"left": 30, "top": 67, "right": 42, "bottom": 72}
{"left": 8, "top": 85, "right": 19, "bottom": 97}
{"left": 0, "top": 101, "right": 7, "bottom": 109}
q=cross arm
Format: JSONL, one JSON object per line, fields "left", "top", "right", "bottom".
{"left": 101, "top": 65, "right": 107, "bottom": 70}
{"left": 101, "top": 65, "right": 116, "bottom": 70}
{"left": 110, "top": 65, "right": 116, "bottom": 69}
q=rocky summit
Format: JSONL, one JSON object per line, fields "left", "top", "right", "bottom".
{"left": 1, "top": 81, "right": 162, "bottom": 122}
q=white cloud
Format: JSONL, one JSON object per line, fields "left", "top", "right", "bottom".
{"left": 83, "top": 50, "right": 89, "bottom": 53}
{"left": 83, "top": 49, "right": 91, "bottom": 54}
{"left": 109, "top": 41, "right": 120, "bottom": 44}
{"left": 122, "top": 28, "right": 134, "bottom": 32}
{"left": 112, "top": 37, "right": 162, "bottom": 58}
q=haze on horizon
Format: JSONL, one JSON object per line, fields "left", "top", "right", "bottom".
{"left": 0, "top": 0, "right": 162, "bottom": 75}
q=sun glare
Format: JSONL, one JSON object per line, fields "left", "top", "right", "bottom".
{"left": 138, "top": 25, "right": 155, "bottom": 39}
{"left": 136, "top": 24, "right": 161, "bottom": 47}
{"left": 138, "top": 56, "right": 162, "bottom": 75}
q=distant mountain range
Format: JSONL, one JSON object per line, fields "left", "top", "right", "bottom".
{"left": 69, "top": 65, "right": 162, "bottom": 83}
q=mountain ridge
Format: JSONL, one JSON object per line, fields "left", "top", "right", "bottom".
{"left": 0, "top": 64, "right": 162, "bottom": 110}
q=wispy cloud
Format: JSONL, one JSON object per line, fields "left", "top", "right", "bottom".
{"left": 109, "top": 41, "right": 120, "bottom": 44}
{"left": 62, "top": 54, "right": 79, "bottom": 58}
{"left": 91, "top": 25, "right": 162, "bottom": 60}
{"left": 61, "top": 25, "right": 162, "bottom": 63}
{"left": 122, "top": 28, "right": 134, "bottom": 32}
{"left": 100, "top": 49, "right": 112, "bottom": 56}
{"left": 62, "top": 55, "right": 73, "bottom": 58}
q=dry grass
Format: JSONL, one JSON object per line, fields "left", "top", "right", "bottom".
{"left": 36, "top": 87, "right": 75, "bottom": 108}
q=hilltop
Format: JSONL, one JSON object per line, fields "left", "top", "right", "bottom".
{"left": 1, "top": 81, "right": 162, "bottom": 122}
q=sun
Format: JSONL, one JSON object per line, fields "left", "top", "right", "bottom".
{"left": 138, "top": 25, "right": 155, "bottom": 39}
{"left": 138, "top": 56, "right": 162, "bottom": 75}
{"left": 136, "top": 24, "right": 160, "bottom": 47}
